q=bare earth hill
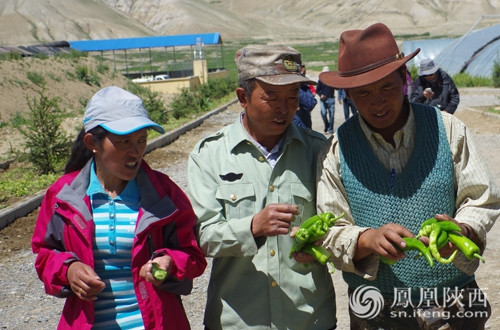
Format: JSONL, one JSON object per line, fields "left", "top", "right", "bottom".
{"left": 1, "top": 0, "right": 500, "bottom": 47}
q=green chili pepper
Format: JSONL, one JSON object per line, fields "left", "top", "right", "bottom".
{"left": 306, "top": 220, "right": 329, "bottom": 242}
{"left": 289, "top": 212, "right": 343, "bottom": 258}
{"left": 301, "top": 245, "right": 332, "bottom": 265}
{"left": 428, "top": 224, "right": 458, "bottom": 264}
{"left": 151, "top": 262, "right": 168, "bottom": 281}
{"left": 435, "top": 220, "right": 462, "bottom": 233}
{"left": 380, "top": 255, "right": 397, "bottom": 265}
{"left": 421, "top": 217, "right": 438, "bottom": 228}
{"left": 436, "top": 230, "right": 449, "bottom": 249}
{"left": 320, "top": 212, "right": 345, "bottom": 227}
{"left": 291, "top": 228, "right": 310, "bottom": 251}
{"left": 403, "top": 237, "right": 434, "bottom": 267}
{"left": 416, "top": 217, "right": 437, "bottom": 238}
{"left": 380, "top": 237, "right": 434, "bottom": 267}
{"left": 447, "top": 232, "right": 485, "bottom": 263}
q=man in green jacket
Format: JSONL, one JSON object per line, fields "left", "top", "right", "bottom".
{"left": 187, "top": 44, "right": 336, "bottom": 329}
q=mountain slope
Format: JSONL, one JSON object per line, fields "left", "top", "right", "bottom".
{"left": 1, "top": 0, "right": 500, "bottom": 46}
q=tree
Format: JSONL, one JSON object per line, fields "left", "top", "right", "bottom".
{"left": 20, "top": 88, "right": 72, "bottom": 174}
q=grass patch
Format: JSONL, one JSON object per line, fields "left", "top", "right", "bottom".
{"left": 0, "top": 166, "right": 58, "bottom": 209}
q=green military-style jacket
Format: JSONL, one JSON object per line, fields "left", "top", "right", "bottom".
{"left": 187, "top": 116, "right": 336, "bottom": 330}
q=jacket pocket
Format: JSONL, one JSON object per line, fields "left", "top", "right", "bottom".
{"left": 216, "top": 183, "right": 255, "bottom": 220}
{"left": 291, "top": 182, "right": 315, "bottom": 225}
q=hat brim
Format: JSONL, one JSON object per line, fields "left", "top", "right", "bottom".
{"left": 418, "top": 65, "right": 439, "bottom": 76}
{"left": 319, "top": 48, "right": 420, "bottom": 89}
{"left": 256, "top": 74, "right": 317, "bottom": 86}
{"left": 100, "top": 116, "right": 165, "bottom": 135}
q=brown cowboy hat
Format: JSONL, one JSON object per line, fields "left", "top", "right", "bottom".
{"left": 319, "top": 23, "right": 420, "bottom": 89}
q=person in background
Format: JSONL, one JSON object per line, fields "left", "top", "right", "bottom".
{"left": 187, "top": 45, "right": 336, "bottom": 330}
{"left": 337, "top": 88, "right": 357, "bottom": 121}
{"left": 317, "top": 23, "right": 498, "bottom": 329}
{"left": 403, "top": 71, "right": 413, "bottom": 97}
{"left": 293, "top": 78, "right": 318, "bottom": 129}
{"left": 410, "top": 58, "right": 460, "bottom": 114}
{"left": 316, "top": 66, "right": 336, "bottom": 134}
{"left": 31, "top": 86, "right": 207, "bottom": 329}
{"left": 300, "top": 64, "right": 317, "bottom": 96}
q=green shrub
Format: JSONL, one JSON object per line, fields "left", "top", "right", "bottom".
{"left": 126, "top": 82, "right": 169, "bottom": 125}
{"left": 26, "top": 71, "right": 46, "bottom": 86}
{"left": 0, "top": 52, "right": 22, "bottom": 61}
{"left": 19, "top": 88, "right": 72, "bottom": 174}
{"left": 76, "top": 65, "right": 91, "bottom": 84}
{"left": 493, "top": 61, "right": 500, "bottom": 88}
{"left": 452, "top": 72, "right": 492, "bottom": 87}
{"left": 170, "top": 87, "right": 201, "bottom": 119}
{"left": 96, "top": 62, "right": 110, "bottom": 74}
{"left": 10, "top": 112, "right": 27, "bottom": 128}
{"left": 198, "top": 77, "right": 237, "bottom": 100}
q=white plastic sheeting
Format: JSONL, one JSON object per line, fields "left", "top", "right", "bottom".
{"left": 402, "top": 24, "right": 500, "bottom": 78}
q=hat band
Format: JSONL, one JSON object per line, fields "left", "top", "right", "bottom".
{"left": 338, "top": 52, "right": 405, "bottom": 77}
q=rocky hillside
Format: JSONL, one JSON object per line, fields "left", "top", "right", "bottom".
{"left": 1, "top": 0, "right": 500, "bottom": 47}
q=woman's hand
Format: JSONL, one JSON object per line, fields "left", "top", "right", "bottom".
{"left": 67, "top": 261, "right": 106, "bottom": 301}
{"left": 139, "top": 254, "right": 173, "bottom": 287}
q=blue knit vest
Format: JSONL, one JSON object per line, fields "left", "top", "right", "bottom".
{"left": 339, "top": 104, "right": 473, "bottom": 299}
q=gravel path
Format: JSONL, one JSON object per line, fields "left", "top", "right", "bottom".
{"left": 1, "top": 88, "right": 499, "bottom": 329}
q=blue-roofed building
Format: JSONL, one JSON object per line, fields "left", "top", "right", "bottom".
{"left": 68, "top": 32, "right": 226, "bottom": 80}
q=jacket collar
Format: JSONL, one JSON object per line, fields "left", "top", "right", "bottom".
{"left": 227, "top": 113, "right": 307, "bottom": 154}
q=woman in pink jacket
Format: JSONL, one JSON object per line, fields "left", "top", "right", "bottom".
{"left": 31, "top": 86, "right": 207, "bottom": 329}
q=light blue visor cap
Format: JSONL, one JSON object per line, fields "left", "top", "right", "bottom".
{"left": 83, "top": 86, "right": 165, "bottom": 135}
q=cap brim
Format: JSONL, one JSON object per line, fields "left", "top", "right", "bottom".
{"left": 100, "top": 116, "right": 165, "bottom": 135}
{"left": 256, "top": 74, "right": 316, "bottom": 86}
{"left": 319, "top": 48, "right": 420, "bottom": 89}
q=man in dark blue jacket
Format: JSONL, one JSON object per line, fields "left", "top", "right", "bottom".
{"left": 293, "top": 82, "right": 317, "bottom": 129}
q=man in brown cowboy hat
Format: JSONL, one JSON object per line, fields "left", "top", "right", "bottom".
{"left": 316, "top": 22, "right": 498, "bottom": 329}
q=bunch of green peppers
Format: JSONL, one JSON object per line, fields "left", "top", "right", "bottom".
{"left": 289, "top": 212, "right": 344, "bottom": 265}
{"left": 416, "top": 217, "right": 485, "bottom": 264}
{"left": 381, "top": 217, "right": 485, "bottom": 267}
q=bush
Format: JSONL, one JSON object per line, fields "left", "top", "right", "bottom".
{"left": 75, "top": 65, "right": 101, "bottom": 86}
{"left": 19, "top": 88, "right": 72, "bottom": 174}
{"left": 26, "top": 71, "right": 46, "bottom": 86}
{"left": 170, "top": 77, "right": 237, "bottom": 120}
{"left": 126, "top": 82, "right": 169, "bottom": 125}
{"left": 170, "top": 87, "right": 202, "bottom": 119}
{"left": 452, "top": 72, "right": 492, "bottom": 87}
{"left": 493, "top": 61, "right": 500, "bottom": 88}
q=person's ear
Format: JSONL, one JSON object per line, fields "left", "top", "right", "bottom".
{"left": 83, "top": 133, "right": 98, "bottom": 152}
{"left": 236, "top": 87, "right": 248, "bottom": 108}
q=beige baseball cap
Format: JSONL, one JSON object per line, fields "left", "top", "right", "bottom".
{"left": 235, "top": 44, "right": 316, "bottom": 86}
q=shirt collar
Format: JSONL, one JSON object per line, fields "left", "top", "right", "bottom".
{"left": 358, "top": 105, "right": 415, "bottom": 151}
{"left": 86, "top": 161, "right": 140, "bottom": 202}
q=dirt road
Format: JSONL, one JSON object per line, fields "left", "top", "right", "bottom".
{"left": 0, "top": 88, "right": 498, "bottom": 329}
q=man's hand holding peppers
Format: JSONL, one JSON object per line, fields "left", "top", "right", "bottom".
{"left": 355, "top": 223, "right": 414, "bottom": 264}
{"left": 355, "top": 213, "right": 484, "bottom": 266}
{"left": 418, "top": 214, "right": 484, "bottom": 261}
